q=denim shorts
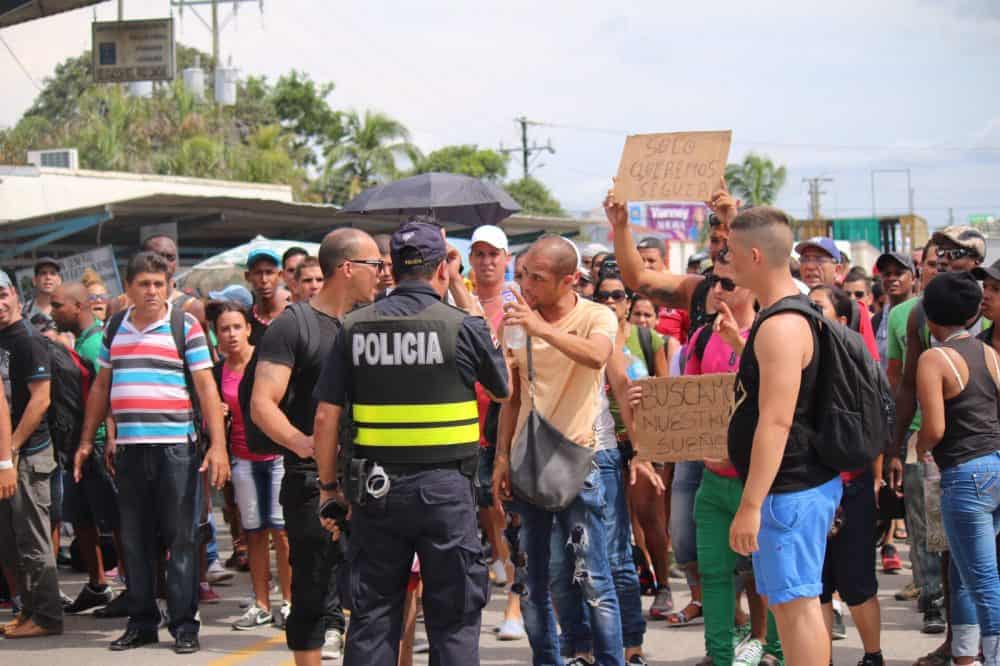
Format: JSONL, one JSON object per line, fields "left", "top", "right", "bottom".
{"left": 752, "top": 475, "right": 842, "bottom": 606}
{"left": 232, "top": 457, "right": 285, "bottom": 532}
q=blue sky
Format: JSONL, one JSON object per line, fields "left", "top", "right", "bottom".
{"left": 1, "top": 0, "right": 998, "bottom": 229}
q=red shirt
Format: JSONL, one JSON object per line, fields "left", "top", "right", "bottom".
{"left": 656, "top": 307, "right": 689, "bottom": 344}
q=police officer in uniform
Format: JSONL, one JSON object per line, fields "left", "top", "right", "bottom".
{"left": 313, "top": 218, "right": 510, "bottom": 666}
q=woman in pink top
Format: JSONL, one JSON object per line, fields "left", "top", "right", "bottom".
{"left": 213, "top": 303, "right": 292, "bottom": 630}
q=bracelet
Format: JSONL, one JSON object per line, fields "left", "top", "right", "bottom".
{"left": 0, "top": 459, "right": 13, "bottom": 471}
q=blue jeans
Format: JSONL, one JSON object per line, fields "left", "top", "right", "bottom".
{"left": 116, "top": 442, "right": 203, "bottom": 636}
{"left": 670, "top": 461, "right": 703, "bottom": 582}
{"left": 551, "top": 449, "right": 645, "bottom": 653}
{"left": 940, "top": 452, "right": 1000, "bottom": 642}
{"left": 517, "top": 466, "right": 624, "bottom": 666}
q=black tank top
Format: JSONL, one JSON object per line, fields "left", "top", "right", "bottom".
{"left": 934, "top": 336, "right": 1000, "bottom": 470}
{"left": 727, "top": 295, "right": 837, "bottom": 493}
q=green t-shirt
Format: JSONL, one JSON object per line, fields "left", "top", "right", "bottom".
{"left": 886, "top": 297, "right": 921, "bottom": 432}
{"left": 75, "top": 322, "right": 107, "bottom": 447}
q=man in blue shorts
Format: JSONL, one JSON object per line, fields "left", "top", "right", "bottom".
{"left": 725, "top": 206, "right": 842, "bottom": 666}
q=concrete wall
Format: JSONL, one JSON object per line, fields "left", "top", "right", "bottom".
{"left": 0, "top": 166, "right": 293, "bottom": 222}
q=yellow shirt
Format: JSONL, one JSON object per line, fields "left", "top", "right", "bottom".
{"left": 511, "top": 296, "right": 618, "bottom": 448}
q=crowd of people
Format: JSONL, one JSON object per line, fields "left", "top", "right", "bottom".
{"left": 0, "top": 180, "right": 998, "bottom": 666}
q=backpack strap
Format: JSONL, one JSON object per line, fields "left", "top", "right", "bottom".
{"left": 637, "top": 326, "right": 656, "bottom": 375}
{"left": 104, "top": 309, "right": 128, "bottom": 349}
{"left": 691, "top": 323, "right": 715, "bottom": 364}
{"left": 170, "top": 306, "right": 202, "bottom": 422}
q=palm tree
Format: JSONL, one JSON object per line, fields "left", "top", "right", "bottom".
{"left": 724, "top": 153, "right": 787, "bottom": 206}
{"left": 322, "top": 109, "right": 420, "bottom": 202}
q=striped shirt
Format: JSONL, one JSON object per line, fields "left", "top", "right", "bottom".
{"left": 98, "top": 304, "right": 212, "bottom": 445}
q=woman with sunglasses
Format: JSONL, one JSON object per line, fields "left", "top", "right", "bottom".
{"left": 555, "top": 272, "right": 664, "bottom": 666}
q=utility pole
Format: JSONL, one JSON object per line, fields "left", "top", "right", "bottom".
{"left": 802, "top": 176, "right": 834, "bottom": 219}
{"left": 170, "top": 0, "right": 260, "bottom": 69}
{"left": 211, "top": 0, "right": 219, "bottom": 69}
{"left": 499, "top": 116, "right": 554, "bottom": 179}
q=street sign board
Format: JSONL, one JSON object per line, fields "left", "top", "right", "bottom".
{"left": 969, "top": 214, "right": 996, "bottom": 225}
{"left": 92, "top": 18, "right": 175, "bottom": 83}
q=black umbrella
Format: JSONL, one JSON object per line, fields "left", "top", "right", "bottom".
{"left": 339, "top": 173, "right": 521, "bottom": 226}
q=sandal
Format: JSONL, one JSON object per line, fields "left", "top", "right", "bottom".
{"left": 666, "top": 600, "right": 703, "bottom": 627}
{"left": 913, "top": 646, "right": 950, "bottom": 666}
{"left": 894, "top": 525, "right": 908, "bottom": 540}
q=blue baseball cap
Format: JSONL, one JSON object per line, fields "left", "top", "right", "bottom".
{"left": 246, "top": 248, "right": 281, "bottom": 269}
{"left": 391, "top": 219, "right": 446, "bottom": 268}
{"left": 794, "top": 237, "right": 842, "bottom": 262}
{"left": 208, "top": 284, "right": 253, "bottom": 308}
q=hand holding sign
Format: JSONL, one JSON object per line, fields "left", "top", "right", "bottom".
{"left": 603, "top": 181, "right": 630, "bottom": 230}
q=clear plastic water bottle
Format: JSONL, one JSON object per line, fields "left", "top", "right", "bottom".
{"left": 623, "top": 346, "right": 648, "bottom": 381}
{"left": 502, "top": 283, "right": 525, "bottom": 349}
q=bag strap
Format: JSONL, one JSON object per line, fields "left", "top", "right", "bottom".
{"left": 525, "top": 335, "right": 536, "bottom": 406}
{"left": 637, "top": 326, "right": 655, "bottom": 374}
{"left": 933, "top": 347, "right": 965, "bottom": 391}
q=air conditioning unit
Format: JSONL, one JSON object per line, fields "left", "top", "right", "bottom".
{"left": 27, "top": 148, "right": 79, "bottom": 170}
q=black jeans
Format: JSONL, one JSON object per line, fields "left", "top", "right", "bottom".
{"left": 280, "top": 467, "right": 345, "bottom": 651}
{"left": 116, "top": 442, "right": 202, "bottom": 636}
{"left": 342, "top": 468, "right": 488, "bottom": 666}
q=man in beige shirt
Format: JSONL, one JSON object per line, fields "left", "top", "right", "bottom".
{"left": 492, "top": 236, "right": 625, "bottom": 665}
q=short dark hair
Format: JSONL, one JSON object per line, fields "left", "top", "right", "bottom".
{"left": 810, "top": 284, "right": 853, "bottom": 321}
{"left": 844, "top": 266, "right": 869, "bottom": 284}
{"left": 126, "top": 252, "right": 170, "bottom": 283}
{"left": 141, "top": 234, "right": 176, "bottom": 252}
{"left": 282, "top": 246, "right": 308, "bottom": 269}
{"left": 294, "top": 256, "right": 321, "bottom": 281}
{"left": 373, "top": 234, "right": 392, "bottom": 256}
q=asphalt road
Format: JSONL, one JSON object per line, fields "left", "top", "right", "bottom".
{"left": 0, "top": 516, "right": 943, "bottom": 665}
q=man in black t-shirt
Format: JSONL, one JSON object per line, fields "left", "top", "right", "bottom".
{"left": 251, "top": 228, "right": 385, "bottom": 664}
{"left": 246, "top": 248, "right": 287, "bottom": 346}
{"left": 0, "top": 271, "right": 62, "bottom": 639}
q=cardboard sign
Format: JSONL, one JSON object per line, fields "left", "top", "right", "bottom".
{"left": 633, "top": 373, "right": 734, "bottom": 462}
{"left": 15, "top": 246, "right": 124, "bottom": 300}
{"left": 615, "top": 130, "right": 732, "bottom": 203}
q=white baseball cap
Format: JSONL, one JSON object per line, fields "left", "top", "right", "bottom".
{"left": 470, "top": 225, "right": 509, "bottom": 251}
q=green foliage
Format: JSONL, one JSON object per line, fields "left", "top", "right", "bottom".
{"left": 411, "top": 144, "right": 508, "bottom": 181}
{"left": 320, "top": 109, "right": 421, "bottom": 203}
{"left": 504, "top": 176, "right": 566, "bottom": 217}
{"left": 724, "top": 153, "right": 787, "bottom": 206}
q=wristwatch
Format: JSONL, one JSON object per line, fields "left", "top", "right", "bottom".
{"left": 318, "top": 479, "right": 340, "bottom": 492}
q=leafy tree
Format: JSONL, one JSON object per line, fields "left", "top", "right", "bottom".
{"left": 411, "top": 144, "right": 508, "bottom": 181}
{"left": 321, "top": 109, "right": 421, "bottom": 203}
{"left": 504, "top": 176, "right": 566, "bottom": 217}
{"left": 724, "top": 153, "right": 787, "bottom": 206}
{"left": 270, "top": 70, "right": 342, "bottom": 165}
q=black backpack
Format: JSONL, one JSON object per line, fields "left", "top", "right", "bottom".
{"left": 758, "top": 297, "right": 886, "bottom": 472}
{"left": 105, "top": 306, "right": 202, "bottom": 436}
{"left": 238, "top": 302, "right": 321, "bottom": 456}
{"left": 46, "top": 339, "right": 93, "bottom": 467}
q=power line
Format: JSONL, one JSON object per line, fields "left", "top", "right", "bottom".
{"left": 530, "top": 120, "right": 1000, "bottom": 153}
{"left": 0, "top": 34, "right": 41, "bottom": 92}
{"left": 499, "top": 116, "right": 554, "bottom": 179}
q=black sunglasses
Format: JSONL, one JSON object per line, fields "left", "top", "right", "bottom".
{"left": 597, "top": 289, "right": 628, "bottom": 302}
{"left": 347, "top": 258, "right": 387, "bottom": 272}
{"left": 851, "top": 290, "right": 867, "bottom": 300}
{"left": 707, "top": 275, "right": 736, "bottom": 291}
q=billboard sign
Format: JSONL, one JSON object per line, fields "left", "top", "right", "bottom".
{"left": 92, "top": 18, "right": 175, "bottom": 83}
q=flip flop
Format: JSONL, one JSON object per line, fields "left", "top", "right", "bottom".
{"left": 666, "top": 601, "right": 703, "bottom": 627}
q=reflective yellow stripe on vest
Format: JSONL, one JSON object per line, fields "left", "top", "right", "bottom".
{"left": 352, "top": 401, "right": 479, "bottom": 447}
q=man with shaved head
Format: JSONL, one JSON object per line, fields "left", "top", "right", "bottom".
{"left": 252, "top": 226, "right": 386, "bottom": 664}
{"left": 492, "top": 234, "right": 625, "bottom": 664}
{"left": 608, "top": 189, "right": 843, "bottom": 666}
{"left": 51, "top": 283, "right": 121, "bottom": 614}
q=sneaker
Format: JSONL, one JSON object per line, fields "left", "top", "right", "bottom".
{"left": 895, "top": 581, "right": 921, "bottom": 601}
{"left": 489, "top": 559, "right": 508, "bottom": 587}
{"left": 199, "top": 583, "right": 221, "bottom": 605}
{"left": 274, "top": 602, "right": 291, "bottom": 630}
{"left": 66, "top": 583, "right": 114, "bottom": 614}
{"left": 628, "top": 655, "right": 649, "bottom": 666}
{"left": 733, "top": 623, "right": 751, "bottom": 648}
{"left": 239, "top": 595, "right": 255, "bottom": 610}
{"left": 321, "top": 629, "right": 344, "bottom": 660}
{"left": 94, "top": 591, "right": 128, "bottom": 618}
{"left": 831, "top": 608, "right": 847, "bottom": 640}
{"left": 566, "top": 658, "right": 595, "bottom": 666}
{"left": 881, "top": 544, "right": 903, "bottom": 574}
{"left": 734, "top": 638, "right": 764, "bottom": 666}
{"left": 232, "top": 605, "right": 273, "bottom": 630}
{"left": 922, "top": 607, "right": 946, "bottom": 634}
{"left": 496, "top": 617, "right": 526, "bottom": 641}
{"left": 206, "top": 560, "right": 235, "bottom": 585}
{"left": 648, "top": 585, "right": 674, "bottom": 619}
